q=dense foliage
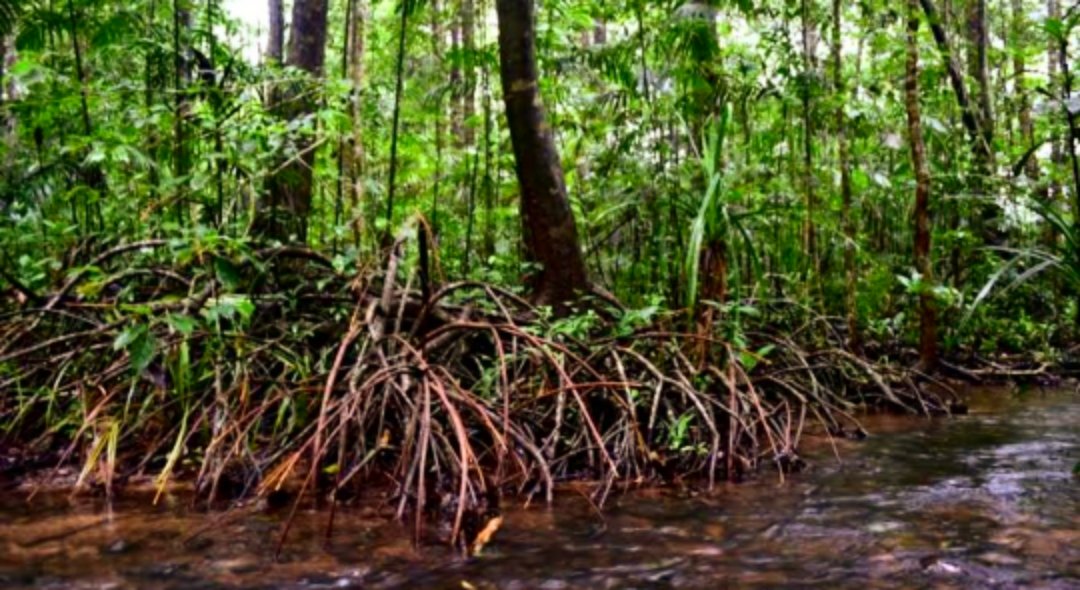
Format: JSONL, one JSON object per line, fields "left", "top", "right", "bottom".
{"left": 0, "top": 0, "right": 1077, "bottom": 547}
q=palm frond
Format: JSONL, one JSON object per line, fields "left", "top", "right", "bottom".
{"left": 685, "top": 104, "right": 731, "bottom": 309}
{"left": 0, "top": 0, "right": 23, "bottom": 39}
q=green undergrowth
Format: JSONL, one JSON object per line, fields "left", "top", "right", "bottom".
{"left": 0, "top": 232, "right": 960, "bottom": 545}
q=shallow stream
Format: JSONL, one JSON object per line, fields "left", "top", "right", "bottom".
{"left": 2, "top": 387, "right": 1077, "bottom": 589}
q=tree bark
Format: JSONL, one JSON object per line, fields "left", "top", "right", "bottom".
{"left": 267, "top": 0, "right": 284, "bottom": 64}
{"left": 383, "top": 0, "right": 409, "bottom": 242}
{"left": 906, "top": 0, "right": 938, "bottom": 372}
{"left": 495, "top": 0, "right": 590, "bottom": 309}
{"left": 262, "top": 0, "right": 330, "bottom": 241}
{"left": 347, "top": 0, "right": 366, "bottom": 248}
{"left": 966, "top": 0, "right": 993, "bottom": 138}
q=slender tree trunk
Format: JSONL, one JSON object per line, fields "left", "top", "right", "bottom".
{"left": 430, "top": 0, "right": 442, "bottom": 235}
{"left": 918, "top": 0, "right": 994, "bottom": 189}
{"left": 1046, "top": 0, "right": 1061, "bottom": 212}
{"left": 450, "top": 21, "right": 463, "bottom": 141}
{"left": 349, "top": 0, "right": 366, "bottom": 249}
{"left": 1012, "top": 0, "right": 1037, "bottom": 181}
{"left": 1, "top": 35, "right": 14, "bottom": 191}
{"left": 67, "top": 0, "right": 105, "bottom": 231}
{"left": 832, "top": 0, "right": 858, "bottom": 349}
{"left": 462, "top": 0, "right": 476, "bottom": 147}
{"left": 267, "top": 0, "right": 284, "bottom": 63}
{"left": 172, "top": 0, "right": 191, "bottom": 226}
{"left": 495, "top": 0, "right": 590, "bottom": 309}
{"left": 205, "top": 0, "right": 225, "bottom": 227}
{"left": 906, "top": 0, "right": 937, "bottom": 372}
{"left": 66, "top": 0, "right": 93, "bottom": 138}
{"left": 800, "top": 0, "right": 818, "bottom": 271}
{"left": 1047, "top": 1, "right": 1080, "bottom": 329}
{"left": 262, "top": 0, "right": 330, "bottom": 241}
{"left": 0, "top": 35, "right": 10, "bottom": 113}
{"left": 965, "top": 0, "right": 999, "bottom": 242}
{"left": 481, "top": 55, "right": 496, "bottom": 263}
{"left": 1057, "top": 33, "right": 1080, "bottom": 256}
{"left": 458, "top": 0, "right": 478, "bottom": 259}
{"left": 0, "top": 36, "right": 5, "bottom": 106}
{"left": 383, "top": 0, "right": 409, "bottom": 242}
{"left": 333, "top": 0, "right": 353, "bottom": 254}
{"left": 966, "top": 0, "right": 993, "bottom": 136}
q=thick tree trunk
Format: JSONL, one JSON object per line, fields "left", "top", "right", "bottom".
{"left": 267, "top": 0, "right": 284, "bottom": 64}
{"left": 495, "top": 0, "right": 590, "bottom": 309}
{"left": 287, "top": 0, "right": 329, "bottom": 74}
{"left": 262, "top": 0, "right": 330, "bottom": 241}
{"left": 695, "top": 238, "right": 728, "bottom": 363}
{"left": 906, "top": 0, "right": 938, "bottom": 372}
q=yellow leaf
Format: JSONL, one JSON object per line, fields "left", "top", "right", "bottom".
{"left": 469, "top": 515, "right": 503, "bottom": 556}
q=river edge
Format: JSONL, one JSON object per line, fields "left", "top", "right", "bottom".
{"left": 1, "top": 384, "right": 1077, "bottom": 589}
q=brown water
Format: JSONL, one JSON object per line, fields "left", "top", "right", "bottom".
{"left": 1, "top": 388, "right": 1077, "bottom": 589}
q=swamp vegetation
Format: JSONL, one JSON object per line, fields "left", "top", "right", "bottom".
{"left": 0, "top": 0, "right": 1078, "bottom": 560}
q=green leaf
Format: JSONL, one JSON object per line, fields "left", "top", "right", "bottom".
{"left": 114, "top": 325, "right": 156, "bottom": 374}
{"left": 203, "top": 294, "right": 256, "bottom": 324}
{"left": 166, "top": 314, "right": 197, "bottom": 336}
{"left": 213, "top": 256, "right": 242, "bottom": 291}
{"left": 113, "top": 325, "right": 144, "bottom": 351}
{"left": 129, "top": 331, "right": 156, "bottom": 374}
{"left": 1044, "top": 18, "right": 1064, "bottom": 41}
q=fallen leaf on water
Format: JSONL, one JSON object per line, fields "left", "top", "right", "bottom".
{"left": 469, "top": 515, "right": 503, "bottom": 556}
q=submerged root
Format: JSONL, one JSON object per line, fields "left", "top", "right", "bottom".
{"left": 0, "top": 236, "right": 951, "bottom": 549}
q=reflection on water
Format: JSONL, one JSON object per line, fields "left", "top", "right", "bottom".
{"left": 1, "top": 388, "right": 1077, "bottom": 589}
